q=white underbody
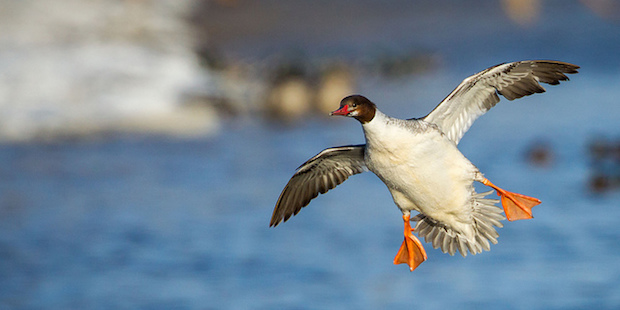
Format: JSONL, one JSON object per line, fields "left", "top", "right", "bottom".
{"left": 363, "top": 111, "right": 480, "bottom": 233}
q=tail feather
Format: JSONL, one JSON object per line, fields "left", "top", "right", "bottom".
{"left": 412, "top": 190, "right": 505, "bottom": 257}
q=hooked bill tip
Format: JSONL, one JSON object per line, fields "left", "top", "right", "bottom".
{"left": 330, "top": 105, "right": 349, "bottom": 116}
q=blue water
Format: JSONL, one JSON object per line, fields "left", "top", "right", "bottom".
{"left": 1, "top": 69, "right": 620, "bottom": 309}
{"left": 3, "top": 1, "right": 620, "bottom": 309}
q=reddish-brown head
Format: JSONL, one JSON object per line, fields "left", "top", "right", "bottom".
{"left": 330, "top": 95, "right": 376, "bottom": 124}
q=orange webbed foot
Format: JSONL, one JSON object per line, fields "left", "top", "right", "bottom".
{"left": 499, "top": 191, "right": 541, "bottom": 220}
{"left": 482, "top": 178, "right": 541, "bottom": 221}
{"left": 393, "top": 214, "right": 427, "bottom": 271}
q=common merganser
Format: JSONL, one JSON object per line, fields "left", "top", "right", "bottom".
{"left": 270, "top": 60, "right": 579, "bottom": 272}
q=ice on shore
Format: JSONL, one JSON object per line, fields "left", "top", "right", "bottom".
{"left": 0, "top": 0, "right": 220, "bottom": 141}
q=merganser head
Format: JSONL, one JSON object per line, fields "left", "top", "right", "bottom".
{"left": 330, "top": 95, "right": 376, "bottom": 123}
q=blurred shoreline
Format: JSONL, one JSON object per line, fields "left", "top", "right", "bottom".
{"left": 1, "top": 0, "right": 619, "bottom": 142}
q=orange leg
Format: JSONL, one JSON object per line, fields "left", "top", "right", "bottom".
{"left": 393, "top": 214, "right": 427, "bottom": 271}
{"left": 482, "top": 178, "right": 541, "bottom": 221}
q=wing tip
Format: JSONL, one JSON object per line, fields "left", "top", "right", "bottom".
{"left": 269, "top": 208, "right": 283, "bottom": 227}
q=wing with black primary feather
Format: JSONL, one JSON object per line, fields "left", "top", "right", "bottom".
{"left": 424, "top": 60, "right": 579, "bottom": 144}
{"left": 270, "top": 145, "right": 367, "bottom": 226}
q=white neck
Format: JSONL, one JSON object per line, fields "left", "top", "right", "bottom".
{"left": 361, "top": 109, "right": 390, "bottom": 143}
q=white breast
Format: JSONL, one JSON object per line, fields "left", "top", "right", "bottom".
{"left": 362, "top": 112, "right": 478, "bottom": 226}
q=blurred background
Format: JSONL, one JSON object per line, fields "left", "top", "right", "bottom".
{"left": 1, "top": 0, "right": 620, "bottom": 309}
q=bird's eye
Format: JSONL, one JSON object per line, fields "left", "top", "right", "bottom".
{"left": 352, "top": 103, "right": 357, "bottom": 108}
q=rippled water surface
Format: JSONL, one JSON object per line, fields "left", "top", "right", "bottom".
{"left": 3, "top": 1, "right": 620, "bottom": 309}
{"left": 2, "top": 68, "right": 620, "bottom": 309}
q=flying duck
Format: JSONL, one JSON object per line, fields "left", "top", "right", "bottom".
{"left": 270, "top": 60, "right": 579, "bottom": 271}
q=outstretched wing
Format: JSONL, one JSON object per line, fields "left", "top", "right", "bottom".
{"left": 423, "top": 60, "right": 579, "bottom": 144}
{"left": 270, "top": 145, "right": 367, "bottom": 227}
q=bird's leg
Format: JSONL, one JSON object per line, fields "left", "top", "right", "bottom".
{"left": 481, "top": 177, "right": 541, "bottom": 221}
{"left": 393, "top": 213, "right": 427, "bottom": 271}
